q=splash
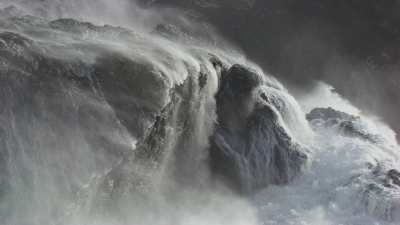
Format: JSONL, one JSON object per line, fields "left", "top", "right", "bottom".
{"left": 253, "top": 83, "right": 400, "bottom": 225}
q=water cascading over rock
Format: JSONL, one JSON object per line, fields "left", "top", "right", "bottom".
{"left": 210, "top": 64, "right": 309, "bottom": 193}
{"left": 2, "top": 2, "right": 400, "bottom": 225}
{"left": 0, "top": 7, "right": 311, "bottom": 224}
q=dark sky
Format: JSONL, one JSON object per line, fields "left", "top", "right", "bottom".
{"left": 143, "top": 0, "right": 400, "bottom": 140}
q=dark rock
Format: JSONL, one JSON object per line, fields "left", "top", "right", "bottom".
{"left": 220, "top": 64, "right": 260, "bottom": 96}
{"left": 210, "top": 64, "right": 307, "bottom": 193}
{"left": 198, "top": 71, "right": 208, "bottom": 89}
{"left": 388, "top": 169, "right": 400, "bottom": 187}
{"left": 93, "top": 53, "right": 169, "bottom": 140}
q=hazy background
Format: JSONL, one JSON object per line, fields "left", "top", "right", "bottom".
{"left": 138, "top": 0, "right": 400, "bottom": 140}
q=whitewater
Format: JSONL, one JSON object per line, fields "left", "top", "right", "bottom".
{"left": 0, "top": 1, "right": 399, "bottom": 225}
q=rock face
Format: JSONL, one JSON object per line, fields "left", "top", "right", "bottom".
{"left": 102, "top": 63, "right": 310, "bottom": 197}
{"left": 210, "top": 65, "right": 308, "bottom": 193}
{"left": 100, "top": 61, "right": 222, "bottom": 199}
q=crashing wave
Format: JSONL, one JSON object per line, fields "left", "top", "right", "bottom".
{"left": 306, "top": 107, "right": 400, "bottom": 222}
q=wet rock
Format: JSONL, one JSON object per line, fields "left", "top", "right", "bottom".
{"left": 93, "top": 53, "right": 169, "bottom": 140}
{"left": 220, "top": 64, "right": 260, "bottom": 96}
{"left": 388, "top": 169, "right": 400, "bottom": 187}
{"left": 210, "top": 64, "right": 307, "bottom": 193}
{"left": 307, "top": 107, "right": 379, "bottom": 142}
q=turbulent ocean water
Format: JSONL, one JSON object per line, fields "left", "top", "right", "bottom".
{"left": 0, "top": 1, "right": 399, "bottom": 225}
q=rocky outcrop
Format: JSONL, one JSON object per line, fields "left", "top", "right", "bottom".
{"left": 210, "top": 65, "right": 308, "bottom": 193}
{"left": 101, "top": 63, "right": 310, "bottom": 197}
